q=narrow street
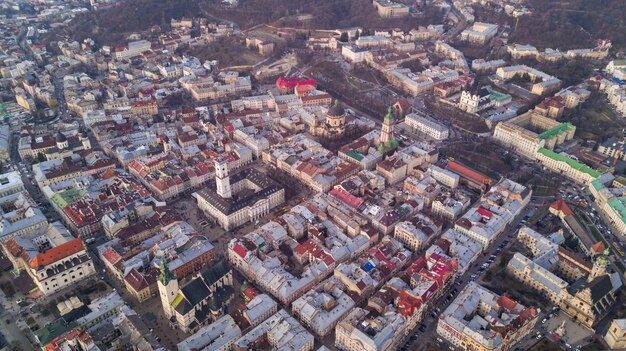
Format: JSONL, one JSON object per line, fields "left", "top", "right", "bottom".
{"left": 0, "top": 290, "right": 34, "bottom": 350}
{"left": 403, "top": 205, "right": 534, "bottom": 351}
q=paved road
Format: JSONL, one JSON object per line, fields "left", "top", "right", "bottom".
{"left": 581, "top": 190, "right": 626, "bottom": 277}
{"left": 401, "top": 205, "right": 533, "bottom": 351}
{"left": 0, "top": 289, "right": 36, "bottom": 350}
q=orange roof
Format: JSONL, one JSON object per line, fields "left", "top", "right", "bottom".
{"left": 100, "top": 168, "right": 118, "bottom": 179}
{"left": 447, "top": 161, "right": 491, "bottom": 185}
{"left": 558, "top": 247, "right": 593, "bottom": 270}
{"left": 30, "top": 238, "right": 85, "bottom": 269}
{"left": 395, "top": 99, "right": 411, "bottom": 111}
{"left": 497, "top": 294, "right": 519, "bottom": 312}
{"left": 550, "top": 199, "right": 573, "bottom": 216}
{"left": 296, "top": 162, "right": 320, "bottom": 177}
{"left": 591, "top": 241, "right": 606, "bottom": 254}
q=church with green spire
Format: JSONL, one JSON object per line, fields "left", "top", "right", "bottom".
{"left": 378, "top": 106, "right": 399, "bottom": 154}
{"left": 157, "top": 259, "right": 235, "bottom": 333}
{"left": 158, "top": 259, "right": 176, "bottom": 286}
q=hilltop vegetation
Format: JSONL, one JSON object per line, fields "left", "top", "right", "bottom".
{"left": 51, "top": 0, "right": 199, "bottom": 46}
{"left": 52, "top": 0, "right": 626, "bottom": 55}
{"left": 475, "top": 0, "right": 626, "bottom": 49}
{"left": 207, "top": 0, "right": 444, "bottom": 29}
{"left": 51, "top": 0, "right": 445, "bottom": 47}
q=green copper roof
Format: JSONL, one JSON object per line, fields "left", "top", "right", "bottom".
{"left": 158, "top": 260, "right": 176, "bottom": 286}
{"left": 596, "top": 249, "right": 610, "bottom": 267}
{"left": 538, "top": 122, "right": 573, "bottom": 140}
{"left": 51, "top": 189, "right": 87, "bottom": 208}
{"left": 34, "top": 318, "right": 76, "bottom": 346}
{"left": 346, "top": 149, "right": 364, "bottom": 161}
{"left": 377, "top": 139, "right": 399, "bottom": 154}
{"left": 591, "top": 179, "right": 605, "bottom": 191}
{"left": 537, "top": 148, "right": 602, "bottom": 179}
{"left": 608, "top": 197, "right": 626, "bottom": 224}
{"left": 485, "top": 86, "right": 511, "bottom": 103}
{"left": 384, "top": 106, "right": 393, "bottom": 122}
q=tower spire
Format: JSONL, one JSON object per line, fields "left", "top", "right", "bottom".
{"left": 588, "top": 248, "right": 609, "bottom": 282}
{"left": 384, "top": 106, "right": 394, "bottom": 122}
{"left": 214, "top": 157, "right": 232, "bottom": 198}
{"left": 158, "top": 259, "right": 176, "bottom": 286}
{"left": 379, "top": 105, "right": 397, "bottom": 148}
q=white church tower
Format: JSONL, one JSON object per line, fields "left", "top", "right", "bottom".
{"left": 214, "top": 158, "right": 232, "bottom": 199}
{"left": 588, "top": 248, "right": 609, "bottom": 282}
{"left": 157, "top": 260, "right": 178, "bottom": 319}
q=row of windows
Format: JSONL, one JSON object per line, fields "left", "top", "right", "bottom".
{"left": 44, "top": 271, "right": 85, "bottom": 287}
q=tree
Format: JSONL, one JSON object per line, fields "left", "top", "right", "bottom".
{"left": 510, "top": 72, "right": 532, "bottom": 85}
{"left": 339, "top": 31, "right": 349, "bottom": 42}
{"left": 502, "top": 154, "right": 513, "bottom": 165}
{"left": 279, "top": 242, "right": 293, "bottom": 256}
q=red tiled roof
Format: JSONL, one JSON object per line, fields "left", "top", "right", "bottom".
{"left": 30, "top": 239, "right": 85, "bottom": 269}
{"left": 477, "top": 207, "right": 494, "bottom": 220}
{"left": 405, "top": 257, "right": 427, "bottom": 276}
{"left": 397, "top": 290, "right": 421, "bottom": 318}
{"left": 46, "top": 329, "right": 92, "bottom": 351}
{"left": 447, "top": 161, "right": 491, "bottom": 185}
{"left": 125, "top": 268, "right": 148, "bottom": 292}
{"left": 100, "top": 168, "right": 118, "bottom": 179}
{"left": 233, "top": 243, "right": 248, "bottom": 259}
{"left": 102, "top": 247, "right": 122, "bottom": 265}
{"left": 296, "top": 162, "right": 320, "bottom": 177}
{"left": 550, "top": 199, "right": 573, "bottom": 216}
{"left": 497, "top": 294, "right": 519, "bottom": 312}
{"left": 329, "top": 187, "right": 363, "bottom": 209}
{"left": 276, "top": 76, "right": 317, "bottom": 89}
{"left": 591, "top": 241, "right": 606, "bottom": 254}
{"left": 378, "top": 156, "right": 405, "bottom": 172}
{"left": 294, "top": 239, "right": 335, "bottom": 267}
{"left": 242, "top": 286, "right": 261, "bottom": 302}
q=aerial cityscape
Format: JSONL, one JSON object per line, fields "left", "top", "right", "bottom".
{"left": 0, "top": 0, "right": 626, "bottom": 350}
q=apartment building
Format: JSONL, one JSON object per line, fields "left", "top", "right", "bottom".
{"left": 373, "top": 0, "right": 409, "bottom": 18}
{"left": 4, "top": 226, "right": 95, "bottom": 295}
{"left": 405, "top": 112, "right": 449, "bottom": 140}
{"left": 535, "top": 148, "right": 602, "bottom": 184}
{"left": 437, "top": 283, "right": 539, "bottom": 351}
{"left": 460, "top": 22, "right": 498, "bottom": 45}
{"left": 114, "top": 40, "right": 151, "bottom": 60}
